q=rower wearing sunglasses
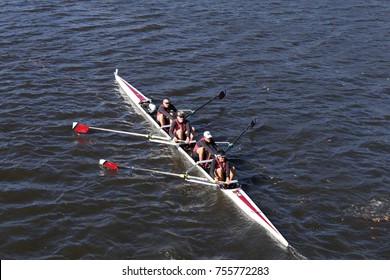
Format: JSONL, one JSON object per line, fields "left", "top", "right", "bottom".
{"left": 209, "top": 150, "right": 235, "bottom": 185}
{"left": 157, "top": 98, "right": 177, "bottom": 128}
{"left": 169, "top": 111, "right": 195, "bottom": 144}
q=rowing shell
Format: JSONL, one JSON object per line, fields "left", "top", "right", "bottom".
{"left": 114, "top": 69, "right": 289, "bottom": 247}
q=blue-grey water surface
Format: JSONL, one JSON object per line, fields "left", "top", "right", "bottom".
{"left": 0, "top": 0, "right": 389, "bottom": 259}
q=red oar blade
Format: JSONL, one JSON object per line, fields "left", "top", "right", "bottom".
{"left": 99, "top": 159, "right": 118, "bottom": 170}
{"left": 72, "top": 122, "right": 90, "bottom": 133}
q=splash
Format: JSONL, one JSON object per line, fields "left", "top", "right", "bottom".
{"left": 345, "top": 197, "right": 389, "bottom": 222}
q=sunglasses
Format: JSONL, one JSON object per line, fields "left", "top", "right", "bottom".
{"left": 164, "top": 102, "right": 170, "bottom": 105}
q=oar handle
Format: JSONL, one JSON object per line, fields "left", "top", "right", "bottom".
{"left": 149, "top": 139, "right": 196, "bottom": 146}
{"left": 185, "top": 178, "right": 239, "bottom": 187}
{"left": 196, "top": 159, "right": 213, "bottom": 165}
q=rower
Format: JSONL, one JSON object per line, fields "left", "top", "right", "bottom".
{"left": 169, "top": 111, "right": 195, "bottom": 144}
{"left": 193, "top": 131, "right": 218, "bottom": 164}
{"left": 209, "top": 150, "right": 235, "bottom": 185}
{"left": 156, "top": 98, "right": 177, "bottom": 128}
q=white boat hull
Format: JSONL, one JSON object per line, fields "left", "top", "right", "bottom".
{"left": 114, "top": 69, "right": 289, "bottom": 247}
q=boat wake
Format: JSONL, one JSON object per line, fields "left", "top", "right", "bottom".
{"left": 287, "top": 245, "right": 307, "bottom": 260}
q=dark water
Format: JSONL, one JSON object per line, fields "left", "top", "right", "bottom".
{"left": 0, "top": 0, "right": 389, "bottom": 260}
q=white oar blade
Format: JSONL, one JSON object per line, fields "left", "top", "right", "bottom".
{"left": 72, "top": 122, "right": 90, "bottom": 133}
{"left": 99, "top": 159, "right": 118, "bottom": 170}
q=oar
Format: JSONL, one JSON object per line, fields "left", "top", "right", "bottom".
{"left": 99, "top": 159, "right": 237, "bottom": 186}
{"left": 186, "top": 90, "right": 226, "bottom": 118}
{"left": 226, "top": 119, "right": 256, "bottom": 153}
{"left": 215, "top": 141, "right": 231, "bottom": 145}
{"left": 72, "top": 122, "right": 169, "bottom": 140}
{"left": 99, "top": 159, "right": 206, "bottom": 179}
{"left": 149, "top": 139, "right": 196, "bottom": 146}
{"left": 185, "top": 159, "right": 214, "bottom": 174}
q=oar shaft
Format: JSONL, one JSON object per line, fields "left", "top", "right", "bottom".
{"left": 133, "top": 167, "right": 238, "bottom": 186}
{"left": 149, "top": 139, "right": 196, "bottom": 146}
{"left": 191, "top": 98, "right": 213, "bottom": 114}
{"left": 132, "top": 166, "right": 183, "bottom": 178}
{"left": 226, "top": 119, "right": 256, "bottom": 153}
{"left": 89, "top": 126, "right": 169, "bottom": 140}
{"left": 132, "top": 166, "right": 207, "bottom": 181}
{"left": 129, "top": 166, "right": 219, "bottom": 185}
{"left": 185, "top": 158, "right": 214, "bottom": 174}
{"left": 100, "top": 159, "right": 182, "bottom": 177}
{"left": 187, "top": 90, "right": 225, "bottom": 118}
{"left": 185, "top": 178, "right": 218, "bottom": 186}
{"left": 186, "top": 178, "right": 238, "bottom": 186}
{"left": 89, "top": 126, "right": 146, "bottom": 137}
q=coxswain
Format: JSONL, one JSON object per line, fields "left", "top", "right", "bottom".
{"left": 209, "top": 150, "right": 235, "bottom": 185}
{"left": 157, "top": 98, "right": 177, "bottom": 128}
{"left": 193, "top": 131, "right": 218, "bottom": 163}
{"left": 169, "top": 111, "right": 195, "bottom": 144}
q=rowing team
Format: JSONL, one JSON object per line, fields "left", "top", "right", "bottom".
{"left": 154, "top": 97, "right": 235, "bottom": 186}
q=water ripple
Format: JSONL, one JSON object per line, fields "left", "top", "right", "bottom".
{"left": 0, "top": 0, "right": 389, "bottom": 260}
